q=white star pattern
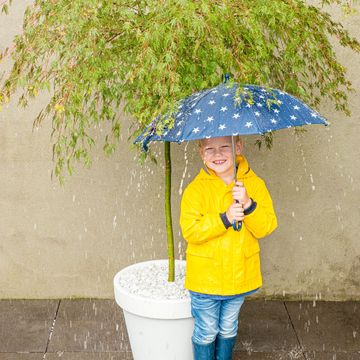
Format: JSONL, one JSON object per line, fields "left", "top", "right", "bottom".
{"left": 220, "top": 106, "right": 228, "bottom": 112}
{"left": 176, "top": 112, "right": 183, "bottom": 118}
{"left": 194, "top": 109, "right": 202, "bottom": 114}
{"left": 178, "top": 104, "right": 183, "bottom": 109}
{"left": 205, "top": 136, "right": 211, "bottom": 139}
{"left": 254, "top": 111, "right": 260, "bottom": 117}
{"left": 271, "top": 119, "right": 277, "bottom": 124}
{"left": 259, "top": 95, "right": 265, "bottom": 99}
{"left": 233, "top": 113, "right": 240, "bottom": 119}
{"left": 246, "top": 103, "right": 252, "bottom": 108}
{"left": 261, "top": 89, "right": 267, "bottom": 93}
{"left": 277, "top": 100, "right": 283, "bottom": 105}
{"left": 311, "top": 113, "right": 317, "bottom": 117}
{"left": 208, "top": 100, "right": 216, "bottom": 105}
{"left": 219, "top": 124, "right": 226, "bottom": 130}
{"left": 223, "top": 93, "right": 230, "bottom": 97}
{"left": 176, "top": 131, "right": 181, "bottom": 137}
{"left": 211, "top": 90, "right": 218, "bottom": 94}
{"left": 177, "top": 120, "right": 184, "bottom": 126}
{"left": 206, "top": 116, "right": 214, "bottom": 122}
{"left": 273, "top": 109, "right": 280, "bottom": 114}
{"left": 245, "top": 122, "right": 253, "bottom": 128}
{"left": 290, "top": 115, "right": 297, "bottom": 120}
{"left": 193, "top": 127, "right": 200, "bottom": 133}
{"left": 293, "top": 105, "right": 300, "bottom": 110}
{"left": 279, "top": 91, "right": 285, "bottom": 95}
{"left": 256, "top": 103, "right": 263, "bottom": 107}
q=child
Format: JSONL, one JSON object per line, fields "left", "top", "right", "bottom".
{"left": 180, "top": 135, "right": 277, "bottom": 360}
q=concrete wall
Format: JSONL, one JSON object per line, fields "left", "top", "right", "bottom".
{"left": 0, "top": 1, "right": 359, "bottom": 300}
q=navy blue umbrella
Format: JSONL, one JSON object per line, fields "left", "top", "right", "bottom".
{"left": 135, "top": 81, "right": 328, "bottom": 230}
{"left": 135, "top": 82, "right": 327, "bottom": 150}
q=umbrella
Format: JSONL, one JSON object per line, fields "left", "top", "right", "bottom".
{"left": 135, "top": 80, "right": 328, "bottom": 230}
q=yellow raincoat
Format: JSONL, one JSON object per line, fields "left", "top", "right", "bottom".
{"left": 180, "top": 155, "right": 277, "bottom": 295}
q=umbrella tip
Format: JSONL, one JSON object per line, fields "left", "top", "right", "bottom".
{"left": 224, "top": 73, "right": 230, "bottom": 83}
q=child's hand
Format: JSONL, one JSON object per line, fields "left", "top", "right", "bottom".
{"left": 232, "top": 181, "right": 251, "bottom": 209}
{"left": 226, "top": 202, "right": 245, "bottom": 223}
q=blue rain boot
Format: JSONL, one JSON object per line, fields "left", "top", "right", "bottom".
{"left": 215, "top": 336, "right": 237, "bottom": 360}
{"left": 192, "top": 339, "right": 215, "bottom": 360}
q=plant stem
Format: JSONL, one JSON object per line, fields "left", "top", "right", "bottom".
{"left": 164, "top": 141, "right": 175, "bottom": 282}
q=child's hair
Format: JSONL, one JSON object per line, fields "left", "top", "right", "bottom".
{"left": 197, "top": 135, "right": 242, "bottom": 149}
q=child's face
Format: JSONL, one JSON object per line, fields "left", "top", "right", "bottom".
{"left": 199, "top": 136, "right": 243, "bottom": 179}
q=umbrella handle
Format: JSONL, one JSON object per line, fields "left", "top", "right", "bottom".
{"left": 232, "top": 219, "right": 242, "bottom": 231}
{"left": 232, "top": 200, "right": 242, "bottom": 231}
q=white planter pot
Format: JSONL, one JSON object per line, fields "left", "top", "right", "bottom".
{"left": 113, "top": 259, "right": 194, "bottom": 360}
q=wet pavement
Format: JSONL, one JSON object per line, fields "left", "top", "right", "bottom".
{"left": 0, "top": 299, "right": 359, "bottom": 359}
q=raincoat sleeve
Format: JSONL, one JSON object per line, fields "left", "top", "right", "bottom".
{"left": 243, "top": 178, "right": 277, "bottom": 239}
{"left": 180, "top": 185, "right": 227, "bottom": 245}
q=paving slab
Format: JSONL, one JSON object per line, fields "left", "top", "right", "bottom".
{"left": 305, "top": 351, "right": 360, "bottom": 360}
{"left": 0, "top": 300, "right": 59, "bottom": 352}
{"left": 285, "top": 301, "right": 360, "bottom": 352}
{"left": 233, "top": 349, "right": 307, "bottom": 359}
{"left": 235, "top": 300, "right": 300, "bottom": 352}
{"left": 47, "top": 300, "right": 130, "bottom": 352}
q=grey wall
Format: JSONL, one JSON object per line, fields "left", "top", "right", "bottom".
{"left": 0, "top": 1, "right": 359, "bottom": 300}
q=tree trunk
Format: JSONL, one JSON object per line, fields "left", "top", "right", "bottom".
{"left": 164, "top": 141, "right": 175, "bottom": 282}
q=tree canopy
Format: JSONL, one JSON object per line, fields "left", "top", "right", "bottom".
{"left": 1, "top": 0, "right": 359, "bottom": 181}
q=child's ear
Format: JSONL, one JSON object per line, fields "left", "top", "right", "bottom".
{"left": 198, "top": 144, "right": 205, "bottom": 160}
{"left": 235, "top": 139, "right": 243, "bottom": 155}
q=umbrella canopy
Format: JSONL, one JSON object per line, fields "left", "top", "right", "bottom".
{"left": 135, "top": 83, "right": 328, "bottom": 151}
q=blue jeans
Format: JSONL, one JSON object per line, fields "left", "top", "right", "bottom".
{"left": 190, "top": 293, "right": 245, "bottom": 345}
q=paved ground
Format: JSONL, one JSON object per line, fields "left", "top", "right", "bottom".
{"left": 0, "top": 299, "right": 359, "bottom": 359}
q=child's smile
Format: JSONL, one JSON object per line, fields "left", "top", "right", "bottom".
{"left": 213, "top": 159, "right": 227, "bottom": 165}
